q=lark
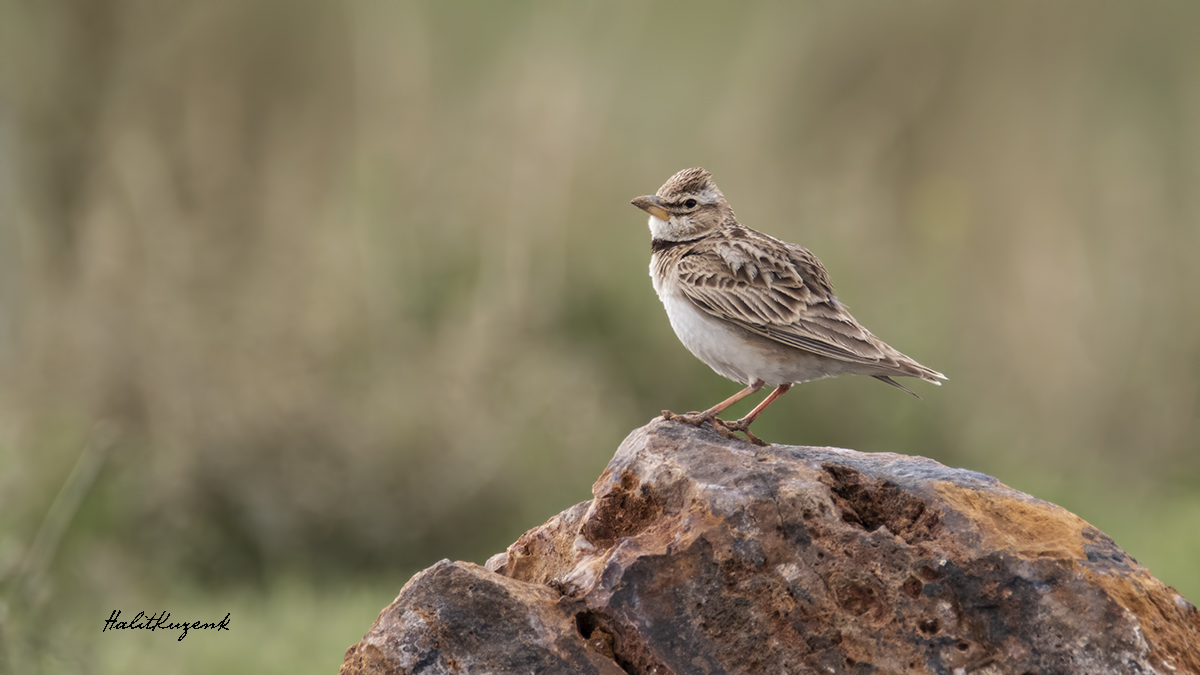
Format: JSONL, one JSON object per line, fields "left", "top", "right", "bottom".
{"left": 632, "top": 167, "right": 945, "bottom": 445}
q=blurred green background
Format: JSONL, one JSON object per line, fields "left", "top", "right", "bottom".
{"left": 2, "top": 1, "right": 1198, "bottom": 673}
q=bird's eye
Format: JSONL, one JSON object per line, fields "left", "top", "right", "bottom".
{"left": 684, "top": 199, "right": 697, "bottom": 208}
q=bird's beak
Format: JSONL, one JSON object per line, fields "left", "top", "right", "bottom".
{"left": 630, "top": 195, "right": 671, "bottom": 221}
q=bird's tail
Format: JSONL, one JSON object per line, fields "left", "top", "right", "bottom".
{"left": 873, "top": 358, "right": 947, "bottom": 398}
{"left": 873, "top": 375, "right": 922, "bottom": 399}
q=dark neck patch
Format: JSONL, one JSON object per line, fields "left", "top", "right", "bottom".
{"left": 650, "top": 237, "right": 691, "bottom": 254}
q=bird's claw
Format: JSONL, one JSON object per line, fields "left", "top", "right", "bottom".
{"left": 662, "top": 410, "right": 713, "bottom": 427}
{"left": 663, "top": 410, "right": 769, "bottom": 446}
{"left": 714, "top": 418, "right": 769, "bottom": 446}
{"left": 708, "top": 418, "right": 743, "bottom": 442}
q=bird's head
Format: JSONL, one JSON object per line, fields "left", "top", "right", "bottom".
{"left": 631, "top": 167, "right": 734, "bottom": 241}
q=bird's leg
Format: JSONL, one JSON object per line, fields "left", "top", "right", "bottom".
{"left": 719, "top": 384, "right": 792, "bottom": 446}
{"left": 663, "top": 380, "right": 764, "bottom": 429}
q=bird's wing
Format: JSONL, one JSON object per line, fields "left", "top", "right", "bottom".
{"left": 675, "top": 231, "right": 890, "bottom": 365}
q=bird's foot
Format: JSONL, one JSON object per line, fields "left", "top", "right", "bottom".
{"left": 662, "top": 410, "right": 738, "bottom": 440}
{"left": 707, "top": 418, "right": 749, "bottom": 443}
{"left": 662, "top": 410, "right": 768, "bottom": 446}
{"left": 714, "top": 417, "right": 769, "bottom": 447}
{"left": 661, "top": 409, "right": 715, "bottom": 427}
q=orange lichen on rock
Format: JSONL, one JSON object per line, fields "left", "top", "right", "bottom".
{"left": 1088, "top": 571, "right": 1200, "bottom": 674}
{"left": 934, "top": 481, "right": 1090, "bottom": 559}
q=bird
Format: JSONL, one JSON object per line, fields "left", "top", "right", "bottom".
{"left": 631, "top": 167, "right": 945, "bottom": 445}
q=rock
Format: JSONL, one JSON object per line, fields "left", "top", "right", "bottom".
{"left": 337, "top": 559, "right": 626, "bottom": 675}
{"left": 340, "top": 419, "right": 1200, "bottom": 675}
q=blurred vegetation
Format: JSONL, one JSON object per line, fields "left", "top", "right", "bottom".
{"left": 1, "top": 1, "right": 1198, "bottom": 673}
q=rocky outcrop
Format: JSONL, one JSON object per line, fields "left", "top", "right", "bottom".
{"left": 340, "top": 419, "right": 1200, "bottom": 674}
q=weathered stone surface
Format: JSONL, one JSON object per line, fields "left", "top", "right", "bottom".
{"left": 340, "top": 558, "right": 627, "bottom": 675}
{"left": 341, "top": 419, "right": 1200, "bottom": 674}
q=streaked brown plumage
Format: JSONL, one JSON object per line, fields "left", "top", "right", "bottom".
{"left": 632, "top": 167, "right": 945, "bottom": 445}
